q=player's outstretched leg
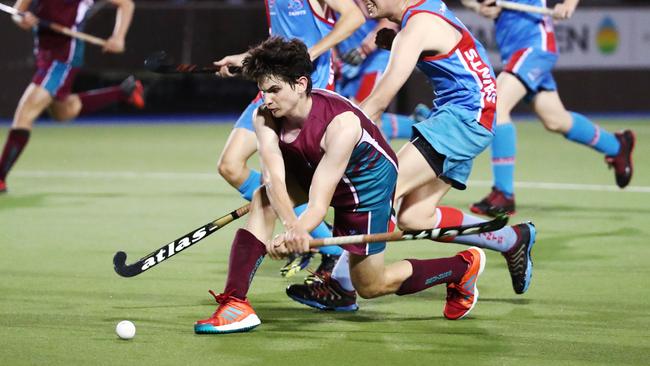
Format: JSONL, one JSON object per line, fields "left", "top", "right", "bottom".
{"left": 76, "top": 75, "right": 145, "bottom": 116}
{"left": 605, "top": 130, "right": 635, "bottom": 188}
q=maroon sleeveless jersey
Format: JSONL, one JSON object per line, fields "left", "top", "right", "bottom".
{"left": 32, "top": 0, "right": 94, "bottom": 65}
{"left": 277, "top": 89, "right": 398, "bottom": 210}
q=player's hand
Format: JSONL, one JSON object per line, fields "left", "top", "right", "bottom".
{"left": 12, "top": 11, "right": 37, "bottom": 30}
{"left": 282, "top": 226, "right": 312, "bottom": 255}
{"left": 478, "top": 0, "right": 501, "bottom": 19}
{"left": 214, "top": 54, "right": 246, "bottom": 77}
{"left": 267, "top": 235, "right": 289, "bottom": 260}
{"left": 552, "top": 2, "right": 576, "bottom": 20}
{"left": 341, "top": 48, "right": 366, "bottom": 66}
{"left": 102, "top": 35, "right": 125, "bottom": 53}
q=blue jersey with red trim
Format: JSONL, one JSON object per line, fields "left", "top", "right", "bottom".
{"left": 401, "top": 0, "right": 496, "bottom": 131}
{"left": 265, "top": 0, "right": 335, "bottom": 89}
{"left": 31, "top": 0, "right": 94, "bottom": 66}
{"left": 495, "top": 0, "right": 557, "bottom": 60}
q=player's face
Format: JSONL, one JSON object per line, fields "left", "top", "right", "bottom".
{"left": 258, "top": 75, "right": 305, "bottom": 118}
{"left": 364, "top": 0, "right": 389, "bottom": 18}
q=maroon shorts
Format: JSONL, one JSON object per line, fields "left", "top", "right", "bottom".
{"left": 333, "top": 205, "right": 395, "bottom": 256}
{"left": 32, "top": 59, "right": 80, "bottom": 100}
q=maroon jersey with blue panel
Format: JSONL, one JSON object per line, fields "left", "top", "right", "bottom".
{"left": 276, "top": 89, "right": 398, "bottom": 255}
{"left": 32, "top": 0, "right": 94, "bottom": 66}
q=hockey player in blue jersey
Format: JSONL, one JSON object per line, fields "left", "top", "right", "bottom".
{"left": 285, "top": 0, "right": 538, "bottom": 313}
{"left": 463, "top": 0, "right": 635, "bottom": 217}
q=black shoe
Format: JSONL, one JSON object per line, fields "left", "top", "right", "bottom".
{"left": 286, "top": 275, "right": 358, "bottom": 311}
{"left": 304, "top": 254, "right": 339, "bottom": 285}
{"left": 503, "top": 222, "right": 536, "bottom": 294}
{"left": 605, "top": 130, "right": 635, "bottom": 188}
{"left": 470, "top": 186, "right": 516, "bottom": 217}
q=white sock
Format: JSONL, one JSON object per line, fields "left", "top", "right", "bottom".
{"left": 331, "top": 250, "right": 354, "bottom": 291}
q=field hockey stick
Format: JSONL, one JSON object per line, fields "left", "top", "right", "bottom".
{"left": 0, "top": 2, "right": 108, "bottom": 47}
{"left": 309, "top": 214, "right": 508, "bottom": 247}
{"left": 113, "top": 204, "right": 250, "bottom": 277}
{"left": 496, "top": 0, "right": 554, "bottom": 16}
{"left": 144, "top": 50, "right": 242, "bottom": 75}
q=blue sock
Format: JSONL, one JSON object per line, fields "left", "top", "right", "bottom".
{"left": 565, "top": 112, "right": 620, "bottom": 156}
{"left": 293, "top": 203, "right": 342, "bottom": 255}
{"left": 237, "top": 170, "right": 262, "bottom": 201}
{"left": 380, "top": 113, "right": 415, "bottom": 141}
{"left": 492, "top": 123, "right": 516, "bottom": 197}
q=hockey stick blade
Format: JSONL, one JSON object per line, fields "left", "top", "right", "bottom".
{"left": 113, "top": 204, "right": 250, "bottom": 278}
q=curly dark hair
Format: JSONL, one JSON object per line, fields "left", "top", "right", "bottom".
{"left": 242, "top": 36, "right": 313, "bottom": 94}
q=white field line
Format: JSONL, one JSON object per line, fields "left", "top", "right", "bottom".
{"left": 12, "top": 170, "right": 650, "bottom": 193}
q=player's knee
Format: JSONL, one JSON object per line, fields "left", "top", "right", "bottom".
{"left": 217, "top": 157, "right": 244, "bottom": 184}
{"left": 540, "top": 112, "right": 571, "bottom": 133}
{"left": 395, "top": 211, "right": 421, "bottom": 231}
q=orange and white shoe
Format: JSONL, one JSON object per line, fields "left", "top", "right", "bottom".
{"left": 194, "top": 290, "right": 261, "bottom": 334}
{"left": 443, "top": 247, "right": 486, "bottom": 320}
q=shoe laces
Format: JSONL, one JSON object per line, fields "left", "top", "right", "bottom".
{"left": 208, "top": 289, "right": 236, "bottom": 305}
{"left": 305, "top": 271, "right": 342, "bottom": 300}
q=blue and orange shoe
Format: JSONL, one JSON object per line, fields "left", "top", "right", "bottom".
{"left": 443, "top": 247, "right": 486, "bottom": 320}
{"left": 194, "top": 290, "right": 261, "bottom": 334}
{"left": 503, "top": 222, "right": 536, "bottom": 294}
{"left": 120, "top": 76, "right": 145, "bottom": 109}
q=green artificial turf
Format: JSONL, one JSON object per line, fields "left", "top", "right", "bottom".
{"left": 1, "top": 120, "right": 649, "bottom": 365}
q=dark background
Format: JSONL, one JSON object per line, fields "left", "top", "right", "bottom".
{"left": 0, "top": 0, "right": 648, "bottom": 118}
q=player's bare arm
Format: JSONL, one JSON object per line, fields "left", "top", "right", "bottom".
{"left": 553, "top": 0, "right": 579, "bottom": 20}
{"left": 104, "top": 0, "right": 135, "bottom": 53}
{"left": 253, "top": 109, "right": 299, "bottom": 258}
{"left": 307, "top": 0, "right": 365, "bottom": 60}
{"left": 361, "top": 14, "right": 459, "bottom": 121}
{"left": 283, "top": 112, "right": 361, "bottom": 253}
{"left": 11, "top": 0, "right": 36, "bottom": 30}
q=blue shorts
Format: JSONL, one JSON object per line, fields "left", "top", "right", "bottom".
{"left": 233, "top": 95, "right": 264, "bottom": 131}
{"left": 333, "top": 202, "right": 393, "bottom": 256}
{"left": 412, "top": 105, "right": 494, "bottom": 190}
{"left": 503, "top": 48, "right": 558, "bottom": 101}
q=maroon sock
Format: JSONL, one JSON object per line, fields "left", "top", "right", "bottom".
{"left": 78, "top": 85, "right": 126, "bottom": 115}
{"left": 223, "top": 228, "right": 267, "bottom": 300}
{"left": 0, "top": 128, "right": 31, "bottom": 181}
{"left": 395, "top": 256, "right": 469, "bottom": 296}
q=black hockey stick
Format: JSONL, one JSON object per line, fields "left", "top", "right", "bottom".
{"left": 143, "top": 50, "right": 242, "bottom": 74}
{"left": 310, "top": 214, "right": 509, "bottom": 247}
{"left": 113, "top": 204, "right": 250, "bottom": 277}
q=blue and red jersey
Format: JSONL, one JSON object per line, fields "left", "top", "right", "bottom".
{"left": 31, "top": 0, "right": 93, "bottom": 66}
{"left": 265, "top": 0, "right": 335, "bottom": 89}
{"left": 495, "top": 0, "right": 557, "bottom": 61}
{"left": 277, "top": 89, "right": 398, "bottom": 211}
{"left": 401, "top": 0, "right": 496, "bottom": 131}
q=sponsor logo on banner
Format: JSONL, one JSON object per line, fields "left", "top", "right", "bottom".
{"left": 596, "top": 16, "right": 619, "bottom": 54}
